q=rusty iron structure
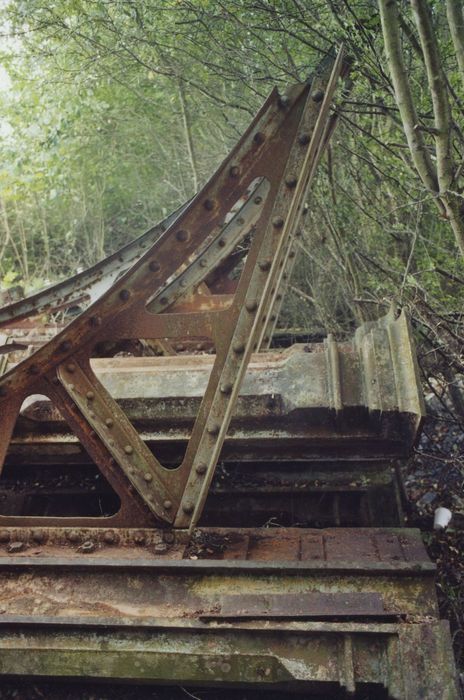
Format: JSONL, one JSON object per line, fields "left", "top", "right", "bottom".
{"left": 0, "top": 49, "right": 459, "bottom": 698}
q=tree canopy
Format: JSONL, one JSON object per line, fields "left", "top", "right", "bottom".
{"left": 1, "top": 0, "right": 464, "bottom": 369}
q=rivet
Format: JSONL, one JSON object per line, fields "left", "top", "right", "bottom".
{"left": 0, "top": 530, "right": 10, "bottom": 543}
{"left": 68, "top": 384, "right": 75, "bottom": 391}
{"left": 160, "top": 297, "right": 169, "bottom": 305}
{"left": 149, "top": 260, "right": 161, "bottom": 272}
{"left": 154, "top": 542, "right": 168, "bottom": 554}
{"left": 278, "top": 95, "right": 290, "bottom": 108}
{"left": 124, "top": 445, "right": 133, "bottom": 455}
{"left": 207, "top": 423, "right": 220, "bottom": 435}
{"left": 67, "top": 530, "right": 80, "bottom": 543}
{"left": 276, "top": 294, "right": 282, "bottom": 301}
{"left": 286, "top": 176, "right": 298, "bottom": 188}
{"left": 200, "top": 258, "right": 208, "bottom": 267}
{"left": 283, "top": 273, "right": 288, "bottom": 280}
{"left": 298, "top": 133, "right": 311, "bottom": 145}
{"left": 312, "top": 89, "right": 324, "bottom": 102}
{"left": 176, "top": 229, "right": 189, "bottom": 242}
{"left": 254, "top": 196, "right": 263, "bottom": 204}
{"left": 233, "top": 343, "right": 245, "bottom": 354}
{"left": 273, "top": 217, "right": 284, "bottom": 229}
{"left": 163, "top": 531, "right": 175, "bottom": 543}
{"left": 51, "top": 377, "right": 60, "bottom": 385}
{"left": 59, "top": 341, "right": 71, "bottom": 353}
{"left": 89, "top": 316, "right": 101, "bottom": 327}
{"left": 119, "top": 289, "right": 130, "bottom": 301}
{"left": 108, "top": 439, "right": 115, "bottom": 447}
{"left": 246, "top": 300, "right": 258, "bottom": 312}
{"left": 204, "top": 199, "right": 214, "bottom": 211}
{"left": 176, "top": 343, "right": 185, "bottom": 352}
{"left": 29, "top": 364, "right": 40, "bottom": 375}
{"left": 220, "top": 382, "right": 233, "bottom": 395}
{"left": 0, "top": 386, "right": 7, "bottom": 397}
{"left": 180, "top": 279, "right": 187, "bottom": 288}
{"left": 196, "top": 343, "right": 204, "bottom": 351}
{"left": 271, "top": 314, "right": 277, "bottom": 322}
{"left": 289, "top": 250, "right": 295, "bottom": 258}
{"left": 89, "top": 411, "right": 96, "bottom": 419}
{"left": 163, "top": 500, "right": 172, "bottom": 510}
{"left": 237, "top": 217, "right": 245, "bottom": 225}
{"left": 86, "top": 391, "right": 94, "bottom": 400}
{"left": 229, "top": 165, "right": 240, "bottom": 178}
{"left": 196, "top": 462, "right": 207, "bottom": 475}
{"left": 182, "top": 502, "right": 194, "bottom": 514}
{"left": 105, "top": 418, "right": 113, "bottom": 427}
{"left": 295, "top": 230, "right": 302, "bottom": 237}
{"left": 253, "top": 132, "right": 265, "bottom": 145}
{"left": 103, "top": 530, "right": 116, "bottom": 545}
{"left": 218, "top": 239, "right": 226, "bottom": 248}
{"left": 264, "top": 336, "right": 270, "bottom": 343}
{"left": 143, "top": 472, "right": 153, "bottom": 482}
{"left": 66, "top": 363, "right": 76, "bottom": 373}
{"left": 134, "top": 531, "right": 146, "bottom": 545}
{"left": 258, "top": 260, "right": 271, "bottom": 271}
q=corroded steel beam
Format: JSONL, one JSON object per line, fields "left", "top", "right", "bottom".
{"left": 12, "top": 311, "right": 424, "bottom": 458}
{"left": 0, "top": 50, "right": 347, "bottom": 531}
{"left": 0, "top": 527, "right": 457, "bottom": 697}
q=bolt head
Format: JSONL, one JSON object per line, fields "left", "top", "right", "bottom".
{"left": 220, "top": 383, "right": 233, "bottom": 395}
{"left": 207, "top": 423, "right": 220, "bottom": 435}
{"left": 86, "top": 391, "right": 94, "bottom": 400}
{"left": 176, "top": 229, "right": 189, "bottom": 242}
{"left": 232, "top": 343, "right": 245, "bottom": 354}
{"left": 143, "top": 472, "right": 153, "bottom": 482}
{"left": 253, "top": 132, "right": 265, "bottom": 145}
{"left": 245, "top": 300, "right": 258, "bottom": 312}
{"left": 149, "top": 260, "right": 161, "bottom": 272}
{"left": 134, "top": 531, "right": 146, "bottom": 545}
{"left": 182, "top": 502, "right": 194, "bottom": 515}
{"left": 163, "top": 500, "right": 172, "bottom": 510}
{"left": 273, "top": 217, "right": 285, "bottom": 229}
{"left": 105, "top": 418, "right": 113, "bottom": 427}
{"left": 204, "top": 199, "right": 214, "bottom": 211}
{"left": 196, "top": 462, "right": 207, "bottom": 475}
{"left": 285, "top": 176, "right": 298, "bottom": 188}
{"left": 66, "top": 363, "right": 76, "bottom": 373}
{"left": 103, "top": 530, "right": 116, "bottom": 545}
{"left": 124, "top": 445, "right": 133, "bottom": 455}
{"left": 119, "top": 289, "right": 130, "bottom": 301}
{"left": 229, "top": 165, "right": 240, "bottom": 178}
{"left": 312, "top": 89, "right": 324, "bottom": 102}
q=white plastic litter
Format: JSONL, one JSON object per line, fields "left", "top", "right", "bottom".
{"left": 433, "top": 507, "right": 452, "bottom": 530}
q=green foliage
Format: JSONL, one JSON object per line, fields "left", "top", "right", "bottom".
{"left": 0, "top": 0, "right": 463, "bottom": 347}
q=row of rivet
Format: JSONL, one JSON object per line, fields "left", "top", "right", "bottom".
{"left": 0, "top": 529, "right": 177, "bottom": 549}
{"left": 63, "top": 367, "right": 172, "bottom": 514}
